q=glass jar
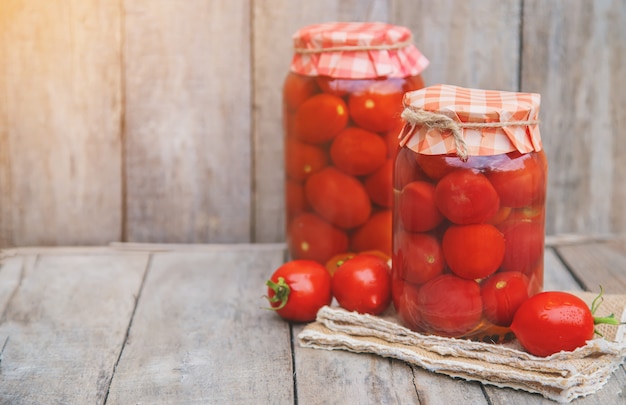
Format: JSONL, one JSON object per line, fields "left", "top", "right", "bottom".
{"left": 392, "top": 85, "right": 547, "bottom": 343}
{"left": 283, "top": 22, "right": 429, "bottom": 266}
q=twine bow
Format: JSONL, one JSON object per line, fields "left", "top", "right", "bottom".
{"left": 400, "top": 107, "right": 540, "bottom": 162}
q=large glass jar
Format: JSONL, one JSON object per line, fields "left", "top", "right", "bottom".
{"left": 392, "top": 85, "right": 547, "bottom": 343}
{"left": 283, "top": 22, "right": 429, "bottom": 266}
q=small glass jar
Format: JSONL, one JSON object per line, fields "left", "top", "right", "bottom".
{"left": 283, "top": 22, "right": 429, "bottom": 265}
{"left": 392, "top": 85, "right": 547, "bottom": 343}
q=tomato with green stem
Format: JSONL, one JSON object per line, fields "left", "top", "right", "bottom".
{"left": 266, "top": 260, "right": 332, "bottom": 322}
{"left": 510, "top": 288, "right": 622, "bottom": 356}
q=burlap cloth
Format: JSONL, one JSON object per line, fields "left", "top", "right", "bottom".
{"left": 298, "top": 292, "right": 626, "bottom": 403}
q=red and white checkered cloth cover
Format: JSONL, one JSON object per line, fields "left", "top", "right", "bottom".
{"left": 401, "top": 85, "right": 542, "bottom": 156}
{"left": 290, "top": 22, "right": 429, "bottom": 79}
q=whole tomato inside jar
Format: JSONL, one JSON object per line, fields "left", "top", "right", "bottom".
{"left": 392, "top": 85, "right": 547, "bottom": 343}
{"left": 284, "top": 22, "right": 429, "bottom": 264}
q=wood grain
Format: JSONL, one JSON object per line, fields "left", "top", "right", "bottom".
{"left": 105, "top": 247, "right": 290, "bottom": 404}
{"left": 0, "top": 0, "right": 123, "bottom": 246}
{"left": 123, "top": 0, "right": 252, "bottom": 243}
{"left": 0, "top": 0, "right": 625, "bottom": 245}
{"left": 0, "top": 242, "right": 624, "bottom": 403}
{"left": 522, "top": 0, "right": 626, "bottom": 236}
{"left": 390, "top": 0, "right": 522, "bottom": 90}
{"left": 0, "top": 252, "right": 148, "bottom": 404}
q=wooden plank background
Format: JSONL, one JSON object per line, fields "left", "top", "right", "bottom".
{"left": 1, "top": 0, "right": 625, "bottom": 246}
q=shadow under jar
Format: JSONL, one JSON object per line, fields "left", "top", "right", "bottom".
{"left": 392, "top": 84, "right": 547, "bottom": 343}
{"left": 283, "top": 22, "right": 429, "bottom": 266}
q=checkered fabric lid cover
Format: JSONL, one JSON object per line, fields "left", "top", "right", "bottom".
{"left": 401, "top": 84, "right": 542, "bottom": 156}
{"left": 290, "top": 22, "right": 429, "bottom": 79}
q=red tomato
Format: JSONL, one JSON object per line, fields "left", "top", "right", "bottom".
{"left": 398, "top": 181, "right": 444, "bottom": 232}
{"left": 283, "top": 73, "right": 319, "bottom": 112}
{"left": 394, "top": 147, "right": 428, "bottom": 190}
{"left": 350, "top": 210, "right": 392, "bottom": 258}
{"left": 305, "top": 167, "right": 371, "bottom": 229}
{"left": 435, "top": 169, "right": 500, "bottom": 224}
{"left": 415, "top": 154, "right": 459, "bottom": 180}
{"left": 396, "top": 231, "right": 444, "bottom": 285}
{"left": 285, "top": 179, "right": 309, "bottom": 222}
{"left": 287, "top": 213, "right": 349, "bottom": 263}
{"left": 365, "top": 159, "right": 393, "bottom": 208}
{"left": 442, "top": 224, "right": 505, "bottom": 280}
{"left": 418, "top": 274, "right": 483, "bottom": 336}
{"left": 510, "top": 291, "right": 619, "bottom": 356}
{"left": 330, "top": 127, "right": 387, "bottom": 176}
{"left": 332, "top": 253, "right": 392, "bottom": 315}
{"left": 294, "top": 94, "right": 349, "bottom": 144}
{"left": 487, "top": 151, "right": 546, "bottom": 208}
{"left": 384, "top": 120, "right": 405, "bottom": 158}
{"left": 266, "top": 260, "right": 332, "bottom": 322}
{"left": 480, "top": 272, "right": 530, "bottom": 326}
{"left": 285, "top": 138, "right": 329, "bottom": 181}
{"left": 324, "top": 252, "right": 356, "bottom": 276}
{"left": 391, "top": 277, "right": 422, "bottom": 331}
{"left": 499, "top": 221, "right": 544, "bottom": 274}
{"left": 348, "top": 80, "right": 404, "bottom": 133}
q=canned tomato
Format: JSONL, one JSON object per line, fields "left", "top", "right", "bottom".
{"left": 392, "top": 85, "right": 547, "bottom": 342}
{"left": 283, "top": 22, "right": 429, "bottom": 265}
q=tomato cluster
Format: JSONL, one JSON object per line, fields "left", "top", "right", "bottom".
{"left": 266, "top": 253, "right": 392, "bottom": 322}
{"left": 392, "top": 148, "right": 548, "bottom": 341}
{"left": 284, "top": 72, "right": 425, "bottom": 265}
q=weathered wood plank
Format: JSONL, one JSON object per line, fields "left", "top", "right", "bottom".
{"left": 522, "top": 0, "right": 626, "bottom": 236}
{"left": 390, "top": 0, "right": 521, "bottom": 90}
{"left": 0, "top": 252, "right": 148, "bottom": 404}
{"left": 0, "top": 0, "right": 123, "bottom": 246}
{"left": 106, "top": 246, "right": 290, "bottom": 404}
{"left": 0, "top": 255, "right": 23, "bottom": 317}
{"left": 554, "top": 239, "right": 626, "bottom": 294}
{"left": 123, "top": 0, "right": 252, "bottom": 243}
{"left": 252, "top": 0, "right": 389, "bottom": 243}
{"left": 542, "top": 247, "right": 584, "bottom": 292}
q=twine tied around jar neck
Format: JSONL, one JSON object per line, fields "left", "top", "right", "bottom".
{"left": 293, "top": 36, "right": 414, "bottom": 54}
{"left": 399, "top": 107, "right": 540, "bottom": 162}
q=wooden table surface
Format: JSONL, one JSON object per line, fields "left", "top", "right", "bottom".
{"left": 0, "top": 236, "right": 625, "bottom": 404}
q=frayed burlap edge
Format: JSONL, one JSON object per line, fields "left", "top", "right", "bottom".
{"left": 298, "top": 292, "right": 626, "bottom": 403}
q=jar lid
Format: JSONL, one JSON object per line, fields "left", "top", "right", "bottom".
{"left": 399, "top": 84, "right": 542, "bottom": 159}
{"left": 290, "top": 22, "right": 429, "bottom": 79}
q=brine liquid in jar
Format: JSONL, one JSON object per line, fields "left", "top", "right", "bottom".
{"left": 283, "top": 22, "right": 429, "bottom": 266}
{"left": 392, "top": 85, "right": 547, "bottom": 343}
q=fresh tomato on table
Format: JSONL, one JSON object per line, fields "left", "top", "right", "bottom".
{"left": 332, "top": 253, "right": 391, "bottom": 315}
{"left": 265, "top": 260, "right": 332, "bottom": 323}
{"left": 510, "top": 289, "right": 621, "bottom": 356}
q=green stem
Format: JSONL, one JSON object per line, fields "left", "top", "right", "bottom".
{"left": 265, "top": 277, "right": 291, "bottom": 311}
{"left": 590, "top": 285, "right": 624, "bottom": 337}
